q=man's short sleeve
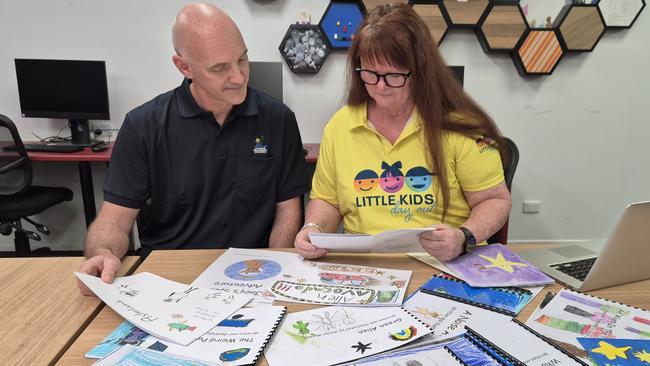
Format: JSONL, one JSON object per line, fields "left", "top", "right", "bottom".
{"left": 451, "top": 133, "right": 505, "bottom": 192}
{"left": 309, "top": 123, "right": 339, "bottom": 205}
{"left": 276, "top": 110, "right": 310, "bottom": 202}
{"left": 103, "top": 114, "right": 151, "bottom": 208}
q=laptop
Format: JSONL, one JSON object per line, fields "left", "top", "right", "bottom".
{"left": 519, "top": 201, "right": 650, "bottom": 291}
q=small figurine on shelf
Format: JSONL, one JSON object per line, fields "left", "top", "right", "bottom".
{"left": 545, "top": 16, "right": 553, "bottom": 28}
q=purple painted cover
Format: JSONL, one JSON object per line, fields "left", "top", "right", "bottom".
{"left": 445, "top": 244, "right": 554, "bottom": 287}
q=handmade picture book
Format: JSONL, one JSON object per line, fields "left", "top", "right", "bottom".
{"left": 577, "top": 337, "right": 650, "bottom": 366}
{"left": 87, "top": 306, "right": 286, "bottom": 366}
{"left": 341, "top": 338, "right": 465, "bottom": 366}
{"left": 191, "top": 248, "right": 306, "bottom": 304}
{"left": 525, "top": 288, "right": 650, "bottom": 362}
{"left": 93, "top": 344, "right": 220, "bottom": 366}
{"left": 75, "top": 272, "right": 252, "bottom": 346}
{"left": 420, "top": 275, "right": 535, "bottom": 316}
{"left": 466, "top": 319, "right": 587, "bottom": 365}
{"left": 402, "top": 289, "right": 512, "bottom": 341}
{"left": 191, "top": 248, "right": 412, "bottom": 306}
{"left": 264, "top": 306, "right": 430, "bottom": 366}
{"left": 309, "top": 228, "right": 433, "bottom": 253}
{"left": 444, "top": 244, "right": 554, "bottom": 287}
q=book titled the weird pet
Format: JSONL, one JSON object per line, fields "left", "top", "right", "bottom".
{"left": 75, "top": 272, "right": 252, "bottom": 346}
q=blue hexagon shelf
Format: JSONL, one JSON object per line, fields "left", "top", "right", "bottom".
{"left": 319, "top": 1, "right": 367, "bottom": 49}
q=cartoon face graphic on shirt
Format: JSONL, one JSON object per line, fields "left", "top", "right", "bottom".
{"left": 405, "top": 166, "right": 434, "bottom": 192}
{"left": 379, "top": 161, "right": 405, "bottom": 193}
{"left": 353, "top": 169, "right": 379, "bottom": 194}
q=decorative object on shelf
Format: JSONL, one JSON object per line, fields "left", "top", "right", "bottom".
{"left": 279, "top": 23, "right": 331, "bottom": 74}
{"left": 520, "top": 0, "right": 565, "bottom": 29}
{"left": 403, "top": 0, "right": 644, "bottom": 76}
{"left": 319, "top": 1, "right": 366, "bottom": 49}
{"left": 555, "top": 3, "right": 606, "bottom": 52}
{"left": 513, "top": 29, "right": 564, "bottom": 76}
{"left": 476, "top": 1, "right": 528, "bottom": 52}
{"left": 598, "top": 0, "right": 646, "bottom": 28}
{"left": 442, "top": 0, "right": 490, "bottom": 26}
{"left": 409, "top": 0, "right": 450, "bottom": 45}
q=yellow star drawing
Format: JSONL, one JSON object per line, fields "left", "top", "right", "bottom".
{"left": 591, "top": 341, "right": 631, "bottom": 360}
{"left": 634, "top": 349, "right": 650, "bottom": 362}
{"left": 478, "top": 252, "right": 528, "bottom": 273}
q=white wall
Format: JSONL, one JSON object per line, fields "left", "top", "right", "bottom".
{"left": 1, "top": 0, "right": 648, "bottom": 251}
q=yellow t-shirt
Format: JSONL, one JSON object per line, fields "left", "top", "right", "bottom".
{"left": 310, "top": 104, "right": 504, "bottom": 235}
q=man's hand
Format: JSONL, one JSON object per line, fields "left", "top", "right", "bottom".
{"left": 294, "top": 226, "right": 328, "bottom": 260}
{"left": 419, "top": 224, "right": 465, "bottom": 261}
{"left": 77, "top": 251, "right": 121, "bottom": 296}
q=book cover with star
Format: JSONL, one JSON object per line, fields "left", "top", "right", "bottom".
{"left": 526, "top": 288, "right": 650, "bottom": 363}
{"left": 444, "top": 244, "right": 554, "bottom": 287}
{"left": 577, "top": 338, "right": 650, "bottom": 366}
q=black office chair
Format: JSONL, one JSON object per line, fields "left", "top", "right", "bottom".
{"left": 0, "top": 114, "right": 73, "bottom": 256}
{"left": 487, "top": 137, "right": 519, "bottom": 244}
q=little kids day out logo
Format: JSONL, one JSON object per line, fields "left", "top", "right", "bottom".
{"left": 353, "top": 161, "right": 436, "bottom": 222}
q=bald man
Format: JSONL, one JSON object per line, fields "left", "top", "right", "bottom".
{"left": 78, "top": 3, "right": 309, "bottom": 295}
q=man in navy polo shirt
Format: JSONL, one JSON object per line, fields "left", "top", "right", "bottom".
{"left": 78, "top": 3, "right": 309, "bottom": 295}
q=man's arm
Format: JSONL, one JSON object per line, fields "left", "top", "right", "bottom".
{"left": 269, "top": 196, "right": 303, "bottom": 248}
{"left": 77, "top": 202, "right": 140, "bottom": 296}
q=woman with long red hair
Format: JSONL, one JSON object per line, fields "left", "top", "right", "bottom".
{"left": 295, "top": 4, "right": 511, "bottom": 261}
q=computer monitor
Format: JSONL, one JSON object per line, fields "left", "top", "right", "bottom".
{"left": 14, "top": 58, "right": 110, "bottom": 146}
{"left": 248, "top": 61, "right": 283, "bottom": 101}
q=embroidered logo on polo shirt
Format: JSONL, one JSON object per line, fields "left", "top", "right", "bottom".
{"left": 253, "top": 136, "right": 268, "bottom": 155}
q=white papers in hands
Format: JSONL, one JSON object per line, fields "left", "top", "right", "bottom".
{"left": 310, "top": 228, "right": 434, "bottom": 253}
{"left": 74, "top": 272, "right": 252, "bottom": 346}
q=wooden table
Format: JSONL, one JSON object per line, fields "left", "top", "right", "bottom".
{"left": 57, "top": 245, "right": 650, "bottom": 365}
{"left": 0, "top": 256, "right": 139, "bottom": 366}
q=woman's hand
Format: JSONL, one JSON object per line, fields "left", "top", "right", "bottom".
{"left": 294, "top": 226, "right": 328, "bottom": 259}
{"left": 418, "top": 224, "right": 465, "bottom": 261}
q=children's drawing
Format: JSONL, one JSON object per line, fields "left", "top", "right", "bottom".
{"left": 287, "top": 320, "right": 311, "bottom": 344}
{"left": 311, "top": 308, "right": 354, "bottom": 332}
{"left": 413, "top": 307, "right": 440, "bottom": 320}
{"left": 319, "top": 272, "right": 370, "bottom": 286}
{"left": 224, "top": 259, "right": 282, "bottom": 281}
{"left": 219, "top": 348, "right": 250, "bottom": 362}
{"left": 218, "top": 313, "right": 254, "bottom": 328}
{"left": 167, "top": 320, "right": 197, "bottom": 333}
{"left": 477, "top": 252, "right": 528, "bottom": 273}
{"left": 76, "top": 271, "right": 253, "bottom": 346}
{"left": 444, "top": 244, "right": 553, "bottom": 287}
{"left": 351, "top": 341, "right": 372, "bottom": 354}
{"left": 578, "top": 338, "right": 650, "bottom": 365}
{"left": 119, "top": 284, "right": 140, "bottom": 297}
{"left": 92, "top": 345, "right": 218, "bottom": 366}
{"left": 164, "top": 287, "right": 198, "bottom": 303}
{"left": 271, "top": 280, "right": 383, "bottom": 305}
{"left": 389, "top": 326, "right": 418, "bottom": 341}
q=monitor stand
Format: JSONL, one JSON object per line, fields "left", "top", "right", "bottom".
{"left": 68, "top": 119, "right": 93, "bottom": 146}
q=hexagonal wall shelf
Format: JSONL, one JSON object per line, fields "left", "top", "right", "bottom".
{"left": 476, "top": 1, "right": 528, "bottom": 52}
{"left": 362, "top": 0, "right": 408, "bottom": 11}
{"left": 598, "top": 0, "right": 645, "bottom": 28}
{"left": 442, "top": 0, "right": 490, "bottom": 26}
{"left": 319, "top": 1, "right": 366, "bottom": 49}
{"left": 513, "top": 29, "right": 564, "bottom": 76}
{"left": 410, "top": 1, "right": 450, "bottom": 45}
{"left": 279, "top": 24, "right": 332, "bottom": 74}
{"left": 555, "top": 4, "right": 605, "bottom": 52}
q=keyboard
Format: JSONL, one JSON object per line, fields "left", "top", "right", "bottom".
{"left": 3, "top": 143, "right": 85, "bottom": 153}
{"left": 550, "top": 257, "right": 597, "bottom": 281}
